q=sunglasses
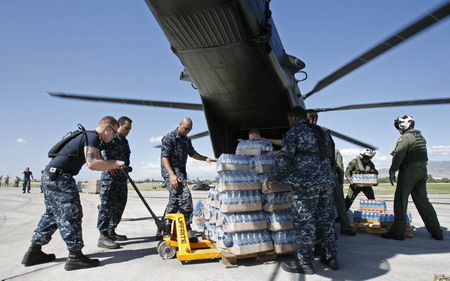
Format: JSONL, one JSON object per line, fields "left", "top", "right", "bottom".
{"left": 108, "top": 126, "right": 118, "bottom": 134}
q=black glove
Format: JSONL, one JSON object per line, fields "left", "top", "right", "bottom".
{"left": 389, "top": 170, "right": 396, "bottom": 186}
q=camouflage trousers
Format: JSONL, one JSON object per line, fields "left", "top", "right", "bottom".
{"left": 163, "top": 177, "right": 193, "bottom": 225}
{"left": 292, "top": 184, "right": 337, "bottom": 264}
{"left": 97, "top": 177, "right": 128, "bottom": 232}
{"left": 22, "top": 179, "right": 31, "bottom": 192}
{"left": 31, "top": 171, "right": 84, "bottom": 251}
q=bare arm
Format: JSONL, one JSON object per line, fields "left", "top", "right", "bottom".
{"left": 85, "top": 146, "right": 125, "bottom": 171}
{"left": 192, "top": 152, "right": 217, "bottom": 163}
{"left": 263, "top": 138, "right": 283, "bottom": 146}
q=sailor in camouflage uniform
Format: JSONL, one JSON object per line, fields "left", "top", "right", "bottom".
{"left": 269, "top": 107, "right": 338, "bottom": 275}
{"left": 97, "top": 116, "right": 132, "bottom": 249}
{"left": 382, "top": 115, "right": 443, "bottom": 241}
{"left": 159, "top": 117, "right": 217, "bottom": 236}
{"left": 22, "top": 116, "right": 125, "bottom": 271}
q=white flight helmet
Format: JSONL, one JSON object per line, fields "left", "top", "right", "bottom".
{"left": 394, "top": 115, "right": 415, "bottom": 131}
{"left": 360, "top": 148, "right": 376, "bottom": 159}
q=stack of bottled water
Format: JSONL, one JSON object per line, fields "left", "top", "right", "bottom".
{"left": 192, "top": 201, "right": 206, "bottom": 229}
{"left": 206, "top": 222, "right": 217, "bottom": 241}
{"left": 351, "top": 174, "right": 378, "bottom": 185}
{"left": 218, "top": 154, "right": 251, "bottom": 165}
{"left": 266, "top": 209, "right": 293, "bottom": 224}
{"left": 231, "top": 230, "right": 272, "bottom": 247}
{"left": 220, "top": 190, "right": 262, "bottom": 206}
{"left": 250, "top": 154, "right": 276, "bottom": 174}
{"left": 217, "top": 171, "right": 259, "bottom": 185}
{"left": 236, "top": 139, "right": 273, "bottom": 155}
{"left": 262, "top": 192, "right": 292, "bottom": 211}
{"left": 207, "top": 188, "right": 220, "bottom": 208}
{"left": 271, "top": 229, "right": 296, "bottom": 246}
{"left": 379, "top": 211, "right": 412, "bottom": 224}
{"left": 222, "top": 211, "right": 267, "bottom": 225}
{"left": 353, "top": 210, "right": 381, "bottom": 222}
{"left": 360, "top": 199, "right": 387, "bottom": 211}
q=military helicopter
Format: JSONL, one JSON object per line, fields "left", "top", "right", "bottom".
{"left": 49, "top": 0, "right": 450, "bottom": 157}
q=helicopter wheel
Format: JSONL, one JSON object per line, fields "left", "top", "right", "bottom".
{"left": 157, "top": 240, "right": 177, "bottom": 260}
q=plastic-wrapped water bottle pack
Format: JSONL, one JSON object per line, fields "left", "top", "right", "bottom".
{"left": 271, "top": 229, "right": 296, "bottom": 246}
{"left": 265, "top": 209, "right": 293, "bottom": 223}
{"left": 220, "top": 190, "right": 262, "bottom": 205}
{"left": 222, "top": 211, "right": 267, "bottom": 225}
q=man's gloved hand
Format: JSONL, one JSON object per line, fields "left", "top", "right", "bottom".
{"left": 389, "top": 170, "right": 396, "bottom": 186}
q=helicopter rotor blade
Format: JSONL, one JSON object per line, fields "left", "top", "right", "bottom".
{"left": 313, "top": 97, "right": 450, "bottom": 112}
{"left": 154, "top": 131, "right": 210, "bottom": 148}
{"left": 322, "top": 127, "right": 377, "bottom": 150}
{"left": 304, "top": 2, "right": 450, "bottom": 99}
{"left": 48, "top": 92, "right": 204, "bottom": 111}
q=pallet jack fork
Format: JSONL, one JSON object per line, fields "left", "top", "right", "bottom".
{"left": 158, "top": 213, "right": 222, "bottom": 262}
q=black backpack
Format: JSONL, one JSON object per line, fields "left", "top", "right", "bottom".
{"left": 48, "top": 124, "right": 88, "bottom": 158}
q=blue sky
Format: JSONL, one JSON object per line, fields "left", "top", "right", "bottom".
{"left": 1, "top": 0, "right": 449, "bottom": 181}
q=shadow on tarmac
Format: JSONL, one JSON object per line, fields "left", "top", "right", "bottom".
{"left": 92, "top": 247, "right": 158, "bottom": 266}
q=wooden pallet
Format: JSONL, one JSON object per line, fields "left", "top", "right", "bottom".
{"left": 352, "top": 222, "right": 414, "bottom": 238}
{"left": 220, "top": 249, "right": 288, "bottom": 268}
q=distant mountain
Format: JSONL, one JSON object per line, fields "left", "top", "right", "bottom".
{"left": 377, "top": 161, "right": 450, "bottom": 179}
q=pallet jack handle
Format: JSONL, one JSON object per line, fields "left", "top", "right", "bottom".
{"left": 123, "top": 169, "right": 164, "bottom": 230}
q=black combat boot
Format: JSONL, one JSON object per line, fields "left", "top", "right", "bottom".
{"left": 108, "top": 229, "right": 128, "bottom": 241}
{"left": 97, "top": 232, "right": 120, "bottom": 249}
{"left": 64, "top": 250, "right": 100, "bottom": 271}
{"left": 281, "top": 259, "right": 315, "bottom": 274}
{"left": 21, "top": 244, "right": 56, "bottom": 266}
{"left": 320, "top": 256, "right": 339, "bottom": 270}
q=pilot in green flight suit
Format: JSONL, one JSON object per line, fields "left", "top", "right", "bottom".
{"left": 344, "top": 148, "right": 378, "bottom": 211}
{"left": 382, "top": 115, "right": 443, "bottom": 241}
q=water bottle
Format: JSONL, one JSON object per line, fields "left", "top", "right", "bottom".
{"left": 223, "top": 232, "right": 233, "bottom": 248}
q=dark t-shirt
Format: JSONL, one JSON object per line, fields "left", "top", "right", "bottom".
{"left": 23, "top": 171, "right": 33, "bottom": 180}
{"left": 47, "top": 131, "right": 101, "bottom": 175}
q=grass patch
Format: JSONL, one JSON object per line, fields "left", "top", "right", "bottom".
{"left": 22, "top": 182, "right": 450, "bottom": 194}
{"left": 344, "top": 183, "right": 450, "bottom": 195}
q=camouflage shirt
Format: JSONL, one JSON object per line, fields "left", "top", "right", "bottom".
{"left": 160, "top": 128, "right": 197, "bottom": 179}
{"left": 100, "top": 133, "right": 131, "bottom": 180}
{"left": 269, "top": 119, "right": 335, "bottom": 188}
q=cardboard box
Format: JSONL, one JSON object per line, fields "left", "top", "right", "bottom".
{"left": 217, "top": 181, "right": 261, "bottom": 192}
{"left": 221, "top": 203, "right": 263, "bottom": 213}
{"left": 217, "top": 164, "right": 250, "bottom": 172}
{"left": 273, "top": 243, "right": 297, "bottom": 254}
{"left": 223, "top": 220, "right": 268, "bottom": 233}
{"left": 268, "top": 221, "right": 294, "bottom": 231}
{"left": 229, "top": 241, "right": 273, "bottom": 255}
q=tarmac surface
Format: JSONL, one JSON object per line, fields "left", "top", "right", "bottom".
{"left": 1, "top": 187, "right": 449, "bottom": 281}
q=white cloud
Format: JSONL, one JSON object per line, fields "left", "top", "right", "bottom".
{"left": 339, "top": 148, "right": 360, "bottom": 158}
{"left": 16, "top": 138, "right": 26, "bottom": 143}
{"left": 148, "top": 136, "right": 163, "bottom": 143}
{"left": 428, "top": 145, "right": 450, "bottom": 156}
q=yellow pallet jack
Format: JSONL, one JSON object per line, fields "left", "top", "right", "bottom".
{"left": 123, "top": 170, "right": 222, "bottom": 262}
{"left": 157, "top": 213, "right": 222, "bottom": 262}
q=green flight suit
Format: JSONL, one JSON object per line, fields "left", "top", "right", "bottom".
{"left": 334, "top": 150, "right": 351, "bottom": 230}
{"left": 390, "top": 129, "right": 442, "bottom": 238}
{"left": 344, "top": 157, "right": 378, "bottom": 210}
